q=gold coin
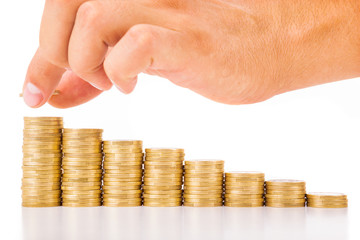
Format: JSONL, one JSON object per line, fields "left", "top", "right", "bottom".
{"left": 307, "top": 202, "right": 348, "bottom": 208}
{"left": 22, "top": 185, "right": 61, "bottom": 190}
{"left": 103, "top": 181, "right": 142, "bottom": 186}
{"left": 103, "top": 165, "right": 142, "bottom": 170}
{"left": 183, "top": 189, "right": 223, "bottom": 195}
{"left": 62, "top": 181, "right": 101, "bottom": 187}
{"left": 103, "top": 198, "right": 142, "bottom": 204}
{"left": 265, "top": 190, "right": 306, "bottom": 195}
{"left": 185, "top": 177, "right": 223, "bottom": 182}
{"left": 62, "top": 165, "right": 102, "bottom": 170}
{"left": 103, "top": 152, "right": 144, "bottom": 158}
{"left": 144, "top": 173, "right": 183, "bottom": 179}
{"left": 145, "top": 148, "right": 184, "bottom": 153}
{"left": 103, "top": 189, "right": 142, "bottom": 195}
{"left": 144, "top": 157, "right": 184, "bottom": 161}
{"left": 105, "top": 169, "right": 143, "bottom": 174}
{"left": 225, "top": 198, "right": 264, "bottom": 204}
{"left": 185, "top": 160, "right": 224, "bottom": 165}
{"left": 143, "top": 193, "right": 182, "bottom": 199}
{"left": 306, "top": 192, "right": 347, "bottom": 200}
{"left": 183, "top": 197, "right": 223, "bottom": 202}
{"left": 265, "top": 194, "right": 305, "bottom": 199}
{"left": 63, "top": 128, "right": 103, "bottom": 133}
{"left": 266, "top": 179, "right": 305, "bottom": 186}
{"left": 62, "top": 173, "right": 103, "bottom": 178}
{"left": 142, "top": 198, "right": 182, "bottom": 203}
{"left": 104, "top": 173, "right": 143, "bottom": 178}
{"left": 61, "top": 194, "right": 102, "bottom": 200}
{"left": 103, "top": 185, "right": 141, "bottom": 190}
{"left": 144, "top": 169, "right": 183, "bottom": 174}
{"left": 103, "top": 140, "right": 142, "bottom": 145}
{"left": 103, "top": 161, "right": 143, "bottom": 166}
{"left": 184, "top": 169, "right": 224, "bottom": 174}
{"left": 224, "top": 193, "right": 263, "bottom": 199}
{"left": 224, "top": 202, "right": 264, "bottom": 207}
{"left": 184, "top": 181, "right": 223, "bottom": 187}
{"left": 183, "top": 194, "right": 222, "bottom": 199}
{"left": 184, "top": 185, "right": 223, "bottom": 191}
{"left": 22, "top": 202, "right": 61, "bottom": 208}
{"left": 62, "top": 177, "right": 102, "bottom": 182}
{"left": 103, "top": 177, "right": 142, "bottom": 183}
{"left": 184, "top": 172, "right": 223, "bottom": 177}
{"left": 61, "top": 185, "right": 101, "bottom": 191}
{"left": 144, "top": 165, "right": 183, "bottom": 171}
{"left": 62, "top": 202, "right": 102, "bottom": 207}
{"left": 265, "top": 202, "right": 305, "bottom": 208}
{"left": 143, "top": 185, "right": 182, "bottom": 191}
{"left": 143, "top": 189, "right": 182, "bottom": 195}
{"left": 143, "top": 202, "right": 181, "bottom": 207}
{"left": 225, "top": 171, "right": 264, "bottom": 177}
{"left": 183, "top": 202, "right": 222, "bottom": 207}
{"left": 143, "top": 182, "right": 182, "bottom": 187}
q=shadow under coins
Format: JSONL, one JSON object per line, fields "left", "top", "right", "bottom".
{"left": 22, "top": 206, "right": 349, "bottom": 240}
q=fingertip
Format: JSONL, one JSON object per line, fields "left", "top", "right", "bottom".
{"left": 22, "top": 82, "right": 44, "bottom": 108}
{"left": 111, "top": 77, "right": 137, "bottom": 94}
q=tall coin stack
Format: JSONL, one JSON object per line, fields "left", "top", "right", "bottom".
{"left": 61, "top": 129, "right": 103, "bottom": 207}
{"left": 183, "top": 160, "right": 224, "bottom": 207}
{"left": 265, "top": 179, "right": 306, "bottom": 208}
{"left": 307, "top": 192, "right": 348, "bottom": 208}
{"left": 22, "top": 117, "right": 63, "bottom": 207}
{"left": 143, "top": 148, "right": 185, "bottom": 207}
{"left": 102, "top": 140, "right": 143, "bottom": 207}
{"left": 224, "top": 171, "right": 265, "bottom": 207}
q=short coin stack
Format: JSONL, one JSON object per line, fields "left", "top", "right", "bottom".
{"left": 265, "top": 179, "right": 306, "bottom": 208}
{"left": 224, "top": 171, "right": 265, "bottom": 207}
{"left": 183, "top": 160, "right": 224, "bottom": 207}
{"left": 22, "top": 117, "right": 63, "bottom": 207}
{"left": 307, "top": 192, "right": 348, "bottom": 208}
{"left": 102, "top": 140, "right": 143, "bottom": 207}
{"left": 61, "top": 129, "right": 103, "bottom": 207}
{"left": 143, "top": 148, "right": 184, "bottom": 207}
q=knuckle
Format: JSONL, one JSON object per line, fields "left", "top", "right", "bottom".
{"left": 76, "top": 1, "right": 102, "bottom": 28}
{"left": 127, "top": 25, "right": 156, "bottom": 48}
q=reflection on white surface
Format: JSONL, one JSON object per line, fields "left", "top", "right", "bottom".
{"left": 22, "top": 206, "right": 348, "bottom": 240}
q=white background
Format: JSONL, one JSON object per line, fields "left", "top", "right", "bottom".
{"left": 1, "top": 1, "right": 359, "bottom": 239}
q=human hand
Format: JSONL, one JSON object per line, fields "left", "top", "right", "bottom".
{"left": 23, "top": 0, "right": 360, "bottom": 108}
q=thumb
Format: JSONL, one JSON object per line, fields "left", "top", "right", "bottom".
{"left": 22, "top": 48, "right": 65, "bottom": 108}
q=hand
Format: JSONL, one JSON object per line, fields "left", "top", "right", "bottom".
{"left": 23, "top": 0, "right": 360, "bottom": 108}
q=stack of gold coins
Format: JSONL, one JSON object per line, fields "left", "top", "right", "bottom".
{"left": 265, "top": 179, "right": 306, "bottom": 208}
{"left": 22, "top": 117, "right": 63, "bottom": 207}
{"left": 61, "top": 129, "right": 103, "bottom": 207}
{"left": 224, "top": 171, "right": 265, "bottom": 207}
{"left": 102, "top": 140, "right": 143, "bottom": 207}
{"left": 183, "top": 160, "right": 224, "bottom": 207}
{"left": 307, "top": 192, "right": 348, "bottom": 208}
{"left": 143, "top": 148, "right": 184, "bottom": 207}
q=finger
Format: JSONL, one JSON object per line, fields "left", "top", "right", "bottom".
{"left": 48, "top": 70, "right": 102, "bottom": 108}
{"left": 39, "top": 0, "right": 88, "bottom": 68}
{"left": 104, "top": 24, "right": 189, "bottom": 93}
{"left": 23, "top": 49, "right": 65, "bottom": 108}
{"left": 68, "top": 1, "right": 178, "bottom": 91}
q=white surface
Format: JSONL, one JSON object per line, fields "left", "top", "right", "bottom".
{"left": 0, "top": 0, "right": 359, "bottom": 239}
{"left": 22, "top": 207, "right": 349, "bottom": 240}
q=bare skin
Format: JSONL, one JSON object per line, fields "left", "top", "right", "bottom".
{"left": 23, "top": 0, "right": 360, "bottom": 108}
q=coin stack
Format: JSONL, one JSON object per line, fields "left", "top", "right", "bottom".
{"left": 307, "top": 192, "right": 348, "bottom": 208}
{"left": 224, "top": 171, "right": 265, "bottom": 207}
{"left": 265, "top": 179, "right": 306, "bottom": 208}
{"left": 183, "top": 160, "right": 224, "bottom": 207}
{"left": 143, "top": 148, "right": 185, "bottom": 207}
{"left": 22, "top": 117, "right": 63, "bottom": 207}
{"left": 61, "top": 129, "right": 103, "bottom": 207}
{"left": 102, "top": 140, "right": 143, "bottom": 207}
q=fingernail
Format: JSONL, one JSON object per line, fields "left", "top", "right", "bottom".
{"left": 89, "top": 82, "right": 103, "bottom": 90}
{"left": 109, "top": 78, "right": 125, "bottom": 93}
{"left": 23, "top": 83, "right": 44, "bottom": 107}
